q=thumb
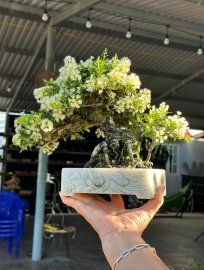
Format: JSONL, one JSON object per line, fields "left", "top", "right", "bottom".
{"left": 140, "top": 185, "right": 165, "bottom": 218}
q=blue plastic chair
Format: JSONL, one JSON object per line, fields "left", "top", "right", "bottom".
{"left": 0, "top": 219, "right": 21, "bottom": 257}
{"left": 0, "top": 191, "right": 28, "bottom": 257}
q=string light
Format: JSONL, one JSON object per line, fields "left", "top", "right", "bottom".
{"left": 126, "top": 18, "right": 132, "bottom": 39}
{"left": 2, "top": 6, "right": 204, "bottom": 55}
{"left": 42, "top": 0, "right": 49, "bottom": 22}
{"left": 164, "top": 25, "right": 170, "bottom": 45}
{"left": 7, "top": 83, "right": 11, "bottom": 93}
{"left": 86, "top": 8, "right": 92, "bottom": 29}
{"left": 197, "top": 36, "right": 203, "bottom": 55}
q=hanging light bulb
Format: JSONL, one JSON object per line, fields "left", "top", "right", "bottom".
{"left": 86, "top": 19, "right": 92, "bottom": 29}
{"left": 42, "top": 9, "right": 48, "bottom": 22}
{"left": 164, "top": 36, "right": 169, "bottom": 45}
{"left": 126, "top": 18, "right": 132, "bottom": 39}
{"left": 197, "top": 47, "right": 203, "bottom": 55}
{"left": 7, "top": 83, "right": 11, "bottom": 93}
{"left": 42, "top": 0, "right": 49, "bottom": 22}
{"left": 86, "top": 8, "right": 92, "bottom": 29}
{"left": 197, "top": 36, "right": 203, "bottom": 55}
{"left": 126, "top": 30, "right": 132, "bottom": 39}
{"left": 164, "top": 25, "right": 170, "bottom": 45}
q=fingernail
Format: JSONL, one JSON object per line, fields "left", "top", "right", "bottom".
{"left": 157, "top": 185, "right": 165, "bottom": 193}
{"left": 59, "top": 191, "right": 64, "bottom": 197}
{"left": 59, "top": 192, "right": 71, "bottom": 198}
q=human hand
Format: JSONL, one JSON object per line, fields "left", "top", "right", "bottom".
{"left": 60, "top": 187, "right": 166, "bottom": 269}
{"left": 59, "top": 186, "right": 165, "bottom": 241}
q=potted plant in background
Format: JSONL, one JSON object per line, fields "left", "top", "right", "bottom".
{"left": 13, "top": 50, "right": 189, "bottom": 199}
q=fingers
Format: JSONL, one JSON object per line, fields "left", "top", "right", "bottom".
{"left": 70, "top": 193, "right": 105, "bottom": 203}
{"left": 59, "top": 192, "right": 108, "bottom": 216}
{"left": 59, "top": 192, "right": 100, "bottom": 232}
{"left": 139, "top": 185, "right": 165, "bottom": 218}
{"left": 110, "top": 194, "right": 125, "bottom": 209}
{"left": 59, "top": 192, "right": 87, "bottom": 215}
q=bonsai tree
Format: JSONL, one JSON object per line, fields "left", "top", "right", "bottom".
{"left": 13, "top": 50, "right": 189, "bottom": 168}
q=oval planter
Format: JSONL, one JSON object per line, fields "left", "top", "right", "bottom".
{"left": 61, "top": 168, "right": 166, "bottom": 199}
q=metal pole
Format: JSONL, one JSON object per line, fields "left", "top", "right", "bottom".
{"left": 32, "top": 24, "right": 55, "bottom": 261}
{"left": 32, "top": 149, "right": 48, "bottom": 260}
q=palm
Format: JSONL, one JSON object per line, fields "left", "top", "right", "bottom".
{"left": 60, "top": 190, "right": 164, "bottom": 239}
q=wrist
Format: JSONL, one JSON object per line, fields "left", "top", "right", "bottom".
{"left": 101, "top": 230, "right": 146, "bottom": 267}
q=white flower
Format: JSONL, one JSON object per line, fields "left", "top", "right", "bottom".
{"left": 95, "top": 128, "right": 105, "bottom": 138}
{"left": 96, "top": 75, "right": 109, "bottom": 90}
{"left": 114, "top": 97, "right": 134, "bottom": 113}
{"left": 80, "top": 56, "right": 94, "bottom": 68}
{"left": 108, "top": 69, "right": 124, "bottom": 84}
{"left": 118, "top": 57, "right": 131, "bottom": 73}
{"left": 42, "top": 141, "right": 59, "bottom": 155}
{"left": 159, "top": 102, "right": 169, "bottom": 111}
{"left": 33, "top": 85, "right": 57, "bottom": 104}
{"left": 53, "top": 110, "right": 66, "bottom": 122}
{"left": 126, "top": 73, "right": 141, "bottom": 90}
{"left": 68, "top": 95, "right": 82, "bottom": 109}
{"left": 58, "top": 55, "right": 81, "bottom": 82}
{"left": 40, "top": 119, "right": 53, "bottom": 132}
{"left": 132, "top": 88, "right": 151, "bottom": 113}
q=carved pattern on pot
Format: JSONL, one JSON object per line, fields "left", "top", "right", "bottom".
{"left": 61, "top": 168, "right": 166, "bottom": 199}
{"left": 86, "top": 170, "right": 110, "bottom": 192}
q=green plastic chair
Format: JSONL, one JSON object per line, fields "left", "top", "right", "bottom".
{"left": 162, "top": 182, "right": 192, "bottom": 210}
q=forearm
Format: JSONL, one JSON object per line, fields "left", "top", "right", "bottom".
{"left": 101, "top": 230, "right": 169, "bottom": 270}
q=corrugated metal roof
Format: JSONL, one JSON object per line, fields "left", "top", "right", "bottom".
{"left": 138, "top": 74, "right": 178, "bottom": 95}
{"left": 107, "top": 0, "right": 204, "bottom": 25}
{"left": 8, "top": 0, "right": 69, "bottom": 11}
{"left": 1, "top": 16, "right": 46, "bottom": 51}
{"left": 1, "top": 0, "right": 204, "bottom": 128}
{"left": 77, "top": 7, "right": 204, "bottom": 42}
{"left": 172, "top": 82, "right": 204, "bottom": 100}
{"left": 54, "top": 27, "right": 203, "bottom": 76}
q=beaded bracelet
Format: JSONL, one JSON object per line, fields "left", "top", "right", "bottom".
{"left": 112, "top": 243, "right": 156, "bottom": 270}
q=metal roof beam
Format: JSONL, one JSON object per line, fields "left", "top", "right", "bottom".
{"left": 0, "top": 45, "right": 33, "bottom": 56}
{"left": 51, "top": 0, "right": 100, "bottom": 26}
{"left": 0, "top": 7, "right": 42, "bottom": 21}
{"left": 0, "top": 93, "right": 34, "bottom": 101}
{"left": 96, "top": 2, "right": 204, "bottom": 34}
{"left": 0, "top": 1, "right": 44, "bottom": 15}
{"left": 152, "top": 66, "right": 204, "bottom": 104}
{"left": 185, "top": 114, "right": 204, "bottom": 120}
{"left": 0, "top": 73, "right": 21, "bottom": 81}
{"left": 136, "top": 68, "right": 204, "bottom": 84}
{"left": 0, "top": 0, "right": 100, "bottom": 24}
{"left": 5, "top": 0, "right": 100, "bottom": 112}
{"left": 1, "top": 0, "right": 204, "bottom": 35}
{"left": 136, "top": 68, "right": 182, "bottom": 80}
{"left": 0, "top": 2, "right": 201, "bottom": 53}
{"left": 64, "top": 18, "right": 198, "bottom": 53}
{"left": 167, "top": 96, "right": 204, "bottom": 105}
{"left": 7, "top": 33, "right": 47, "bottom": 112}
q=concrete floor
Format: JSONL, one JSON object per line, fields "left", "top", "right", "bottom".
{"left": 0, "top": 213, "right": 203, "bottom": 270}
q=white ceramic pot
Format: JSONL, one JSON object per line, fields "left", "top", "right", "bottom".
{"left": 61, "top": 168, "right": 166, "bottom": 199}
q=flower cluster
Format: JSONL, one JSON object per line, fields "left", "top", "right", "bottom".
{"left": 141, "top": 102, "right": 188, "bottom": 145}
{"left": 13, "top": 50, "right": 189, "bottom": 166}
